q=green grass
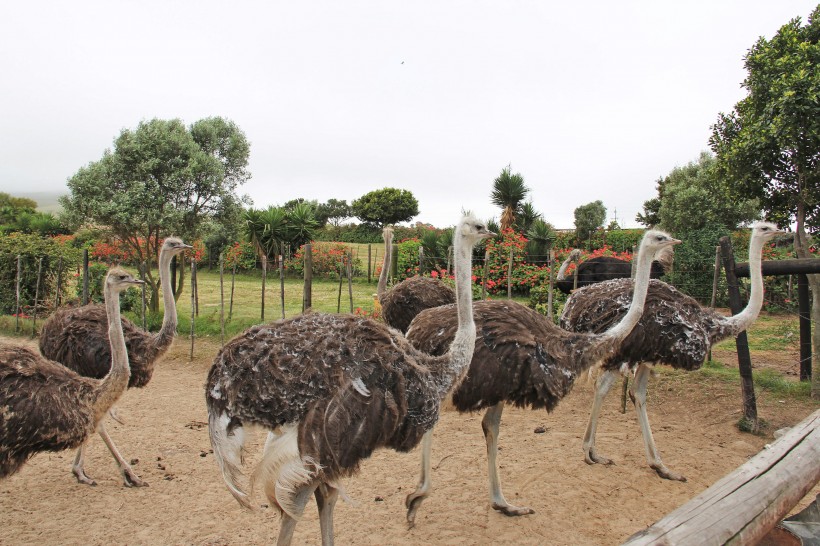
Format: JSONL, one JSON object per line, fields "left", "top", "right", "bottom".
{"left": 699, "top": 360, "right": 811, "bottom": 399}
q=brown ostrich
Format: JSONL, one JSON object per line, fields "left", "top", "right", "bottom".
{"left": 205, "top": 214, "right": 494, "bottom": 546}
{"left": 403, "top": 229, "right": 681, "bottom": 524}
{"left": 560, "top": 221, "right": 784, "bottom": 481}
{"left": 377, "top": 226, "right": 455, "bottom": 333}
{"left": 0, "top": 269, "right": 143, "bottom": 480}
{"left": 38, "top": 237, "right": 191, "bottom": 486}
{"left": 555, "top": 245, "right": 673, "bottom": 294}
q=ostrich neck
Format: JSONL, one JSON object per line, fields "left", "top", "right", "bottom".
{"left": 599, "top": 243, "right": 655, "bottom": 344}
{"left": 94, "top": 284, "right": 130, "bottom": 423}
{"left": 556, "top": 254, "right": 573, "bottom": 281}
{"left": 724, "top": 235, "right": 766, "bottom": 334}
{"left": 154, "top": 247, "right": 178, "bottom": 350}
{"left": 436, "top": 232, "right": 477, "bottom": 397}
{"left": 377, "top": 232, "right": 393, "bottom": 298}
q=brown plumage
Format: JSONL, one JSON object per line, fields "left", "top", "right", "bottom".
{"left": 0, "top": 269, "right": 143, "bottom": 479}
{"left": 403, "top": 229, "right": 681, "bottom": 524}
{"left": 560, "top": 221, "right": 784, "bottom": 481}
{"left": 555, "top": 246, "right": 673, "bottom": 294}
{"left": 205, "top": 214, "right": 494, "bottom": 546}
{"left": 37, "top": 237, "right": 191, "bottom": 486}
{"left": 377, "top": 226, "right": 455, "bottom": 333}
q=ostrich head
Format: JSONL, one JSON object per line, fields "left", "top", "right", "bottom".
{"left": 457, "top": 214, "right": 496, "bottom": 246}
{"left": 751, "top": 221, "right": 785, "bottom": 243}
{"left": 568, "top": 248, "right": 583, "bottom": 261}
{"left": 639, "top": 230, "right": 681, "bottom": 256}
{"left": 161, "top": 237, "right": 193, "bottom": 256}
{"left": 106, "top": 267, "right": 145, "bottom": 293}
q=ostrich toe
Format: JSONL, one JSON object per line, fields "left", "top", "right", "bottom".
{"left": 584, "top": 447, "right": 615, "bottom": 466}
{"left": 121, "top": 467, "right": 148, "bottom": 487}
{"left": 405, "top": 491, "right": 428, "bottom": 527}
{"left": 492, "top": 501, "right": 535, "bottom": 517}
{"left": 72, "top": 466, "right": 97, "bottom": 486}
{"left": 651, "top": 463, "right": 686, "bottom": 482}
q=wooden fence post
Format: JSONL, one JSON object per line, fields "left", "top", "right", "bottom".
{"left": 261, "top": 255, "right": 267, "bottom": 322}
{"left": 82, "top": 249, "right": 89, "bottom": 306}
{"left": 228, "top": 263, "right": 236, "bottom": 321}
{"left": 219, "top": 253, "right": 225, "bottom": 347}
{"left": 708, "top": 245, "right": 721, "bottom": 362}
{"left": 798, "top": 273, "right": 811, "bottom": 381}
{"left": 347, "top": 250, "right": 354, "bottom": 313}
{"left": 337, "top": 255, "right": 344, "bottom": 313}
{"left": 279, "top": 254, "right": 285, "bottom": 319}
{"left": 15, "top": 255, "right": 21, "bottom": 333}
{"left": 482, "top": 249, "right": 490, "bottom": 300}
{"left": 56, "top": 256, "right": 63, "bottom": 307}
{"left": 32, "top": 257, "right": 43, "bottom": 336}
{"left": 507, "top": 249, "right": 513, "bottom": 298}
{"left": 719, "top": 235, "right": 758, "bottom": 431}
{"left": 303, "top": 244, "right": 313, "bottom": 312}
{"left": 140, "top": 262, "right": 147, "bottom": 330}
{"left": 190, "top": 259, "right": 196, "bottom": 361}
{"left": 368, "top": 244, "right": 372, "bottom": 283}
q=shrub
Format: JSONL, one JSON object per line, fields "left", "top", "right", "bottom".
{"left": 286, "top": 242, "right": 364, "bottom": 279}
{"left": 223, "top": 241, "right": 257, "bottom": 271}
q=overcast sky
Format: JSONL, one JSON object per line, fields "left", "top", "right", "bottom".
{"left": 1, "top": 1, "right": 816, "bottom": 229}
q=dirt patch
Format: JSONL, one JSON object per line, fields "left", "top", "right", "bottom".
{"left": 1, "top": 335, "right": 818, "bottom": 545}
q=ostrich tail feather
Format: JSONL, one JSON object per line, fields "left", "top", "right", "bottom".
{"left": 208, "top": 411, "right": 253, "bottom": 510}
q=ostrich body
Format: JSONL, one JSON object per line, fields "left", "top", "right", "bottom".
{"left": 555, "top": 246, "right": 673, "bottom": 294}
{"left": 205, "top": 215, "right": 494, "bottom": 545}
{"left": 403, "top": 230, "right": 681, "bottom": 523}
{"left": 38, "top": 237, "right": 191, "bottom": 486}
{"left": 377, "top": 226, "right": 455, "bottom": 333}
{"left": 0, "top": 269, "right": 143, "bottom": 479}
{"left": 560, "top": 221, "right": 784, "bottom": 481}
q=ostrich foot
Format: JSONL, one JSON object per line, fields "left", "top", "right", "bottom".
{"left": 492, "top": 502, "right": 535, "bottom": 517}
{"left": 584, "top": 448, "right": 615, "bottom": 466}
{"left": 405, "top": 491, "right": 428, "bottom": 527}
{"left": 72, "top": 466, "right": 97, "bottom": 486}
{"left": 651, "top": 463, "right": 686, "bottom": 482}
{"left": 121, "top": 467, "right": 148, "bottom": 487}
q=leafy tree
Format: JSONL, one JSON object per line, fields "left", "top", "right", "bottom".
{"left": 351, "top": 187, "right": 419, "bottom": 227}
{"left": 710, "top": 6, "right": 820, "bottom": 396}
{"left": 640, "top": 152, "right": 760, "bottom": 233}
{"left": 636, "top": 192, "right": 662, "bottom": 228}
{"left": 316, "top": 198, "right": 352, "bottom": 227}
{"left": 574, "top": 200, "right": 607, "bottom": 246}
{"left": 491, "top": 165, "right": 529, "bottom": 231}
{"left": 0, "top": 192, "right": 37, "bottom": 225}
{"left": 61, "top": 117, "right": 250, "bottom": 312}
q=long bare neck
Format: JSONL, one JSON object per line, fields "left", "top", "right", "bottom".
{"left": 599, "top": 243, "right": 656, "bottom": 343}
{"left": 723, "top": 234, "right": 766, "bottom": 333}
{"left": 94, "top": 285, "right": 130, "bottom": 422}
{"left": 377, "top": 230, "right": 393, "bottom": 298}
{"left": 436, "top": 231, "right": 477, "bottom": 396}
{"left": 556, "top": 253, "right": 574, "bottom": 281}
{"left": 154, "top": 247, "right": 178, "bottom": 349}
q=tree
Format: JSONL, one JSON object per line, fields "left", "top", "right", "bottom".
{"left": 491, "top": 165, "right": 529, "bottom": 231}
{"left": 574, "top": 200, "right": 607, "bottom": 246}
{"left": 61, "top": 117, "right": 250, "bottom": 312}
{"left": 638, "top": 152, "right": 760, "bottom": 233}
{"left": 316, "top": 198, "right": 352, "bottom": 227}
{"left": 710, "top": 6, "right": 820, "bottom": 396}
{"left": 351, "top": 187, "right": 419, "bottom": 227}
{"left": 514, "top": 201, "right": 541, "bottom": 233}
{"left": 0, "top": 192, "right": 37, "bottom": 225}
{"left": 243, "top": 204, "right": 318, "bottom": 260}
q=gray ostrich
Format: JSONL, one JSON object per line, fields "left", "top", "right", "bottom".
{"left": 0, "top": 269, "right": 143, "bottom": 479}
{"left": 404, "top": 229, "right": 681, "bottom": 523}
{"left": 560, "top": 221, "right": 784, "bottom": 481}
{"left": 38, "top": 237, "right": 191, "bottom": 486}
{"left": 205, "top": 214, "right": 494, "bottom": 546}
{"left": 555, "top": 246, "right": 673, "bottom": 294}
{"left": 377, "top": 226, "right": 455, "bottom": 333}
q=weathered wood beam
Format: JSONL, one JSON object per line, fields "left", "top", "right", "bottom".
{"left": 623, "top": 409, "right": 820, "bottom": 546}
{"left": 734, "top": 258, "right": 820, "bottom": 278}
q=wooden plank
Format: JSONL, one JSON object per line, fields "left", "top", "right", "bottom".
{"left": 734, "top": 258, "right": 820, "bottom": 278}
{"left": 623, "top": 409, "right": 820, "bottom": 546}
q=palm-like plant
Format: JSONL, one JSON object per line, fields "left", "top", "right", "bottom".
{"left": 491, "top": 165, "right": 530, "bottom": 231}
{"left": 515, "top": 201, "right": 541, "bottom": 233}
{"left": 526, "top": 218, "right": 557, "bottom": 262}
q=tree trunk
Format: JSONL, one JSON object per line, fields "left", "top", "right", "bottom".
{"left": 174, "top": 258, "right": 186, "bottom": 302}
{"left": 793, "top": 199, "right": 819, "bottom": 399}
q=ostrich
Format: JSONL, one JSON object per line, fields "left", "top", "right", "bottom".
{"left": 560, "top": 221, "right": 784, "bottom": 481}
{"left": 377, "top": 226, "right": 455, "bottom": 333}
{"left": 555, "top": 245, "right": 673, "bottom": 294}
{"left": 403, "top": 229, "right": 681, "bottom": 523}
{"left": 205, "top": 214, "right": 494, "bottom": 545}
{"left": 38, "top": 237, "right": 192, "bottom": 486}
{"left": 0, "top": 269, "right": 143, "bottom": 479}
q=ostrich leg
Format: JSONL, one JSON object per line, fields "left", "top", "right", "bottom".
{"left": 582, "top": 369, "right": 620, "bottom": 466}
{"left": 276, "top": 481, "right": 320, "bottom": 546}
{"left": 405, "top": 429, "right": 434, "bottom": 526}
{"left": 72, "top": 443, "right": 96, "bottom": 485}
{"left": 482, "top": 402, "right": 534, "bottom": 516}
{"left": 631, "top": 363, "right": 686, "bottom": 482}
{"left": 97, "top": 421, "right": 146, "bottom": 486}
{"left": 315, "top": 483, "right": 339, "bottom": 546}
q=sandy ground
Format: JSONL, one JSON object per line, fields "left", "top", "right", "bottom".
{"left": 1, "top": 332, "right": 819, "bottom": 545}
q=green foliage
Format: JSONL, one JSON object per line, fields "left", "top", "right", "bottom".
{"left": 0, "top": 233, "right": 82, "bottom": 314}
{"left": 351, "top": 188, "right": 419, "bottom": 227}
{"left": 285, "top": 242, "right": 364, "bottom": 279}
{"left": 315, "top": 223, "right": 381, "bottom": 243}
{"left": 394, "top": 238, "right": 423, "bottom": 281}
{"left": 710, "top": 6, "right": 820, "bottom": 234}
{"left": 491, "top": 165, "right": 529, "bottom": 231}
{"left": 223, "top": 241, "right": 257, "bottom": 271}
{"left": 666, "top": 223, "right": 730, "bottom": 302}
{"left": 603, "top": 229, "right": 645, "bottom": 253}
{"left": 574, "top": 201, "right": 607, "bottom": 246}
{"left": 315, "top": 198, "right": 352, "bottom": 227}
{"left": 244, "top": 204, "right": 318, "bottom": 259}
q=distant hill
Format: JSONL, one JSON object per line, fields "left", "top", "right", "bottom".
{"left": 12, "top": 191, "right": 66, "bottom": 214}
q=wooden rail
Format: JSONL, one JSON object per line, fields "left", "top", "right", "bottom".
{"left": 623, "top": 409, "right": 820, "bottom": 546}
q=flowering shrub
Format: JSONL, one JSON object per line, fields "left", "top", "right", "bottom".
{"left": 286, "top": 242, "right": 364, "bottom": 278}
{"left": 90, "top": 239, "right": 135, "bottom": 264}
{"left": 223, "top": 241, "right": 257, "bottom": 270}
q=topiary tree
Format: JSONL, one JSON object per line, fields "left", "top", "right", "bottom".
{"left": 351, "top": 187, "right": 419, "bottom": 227}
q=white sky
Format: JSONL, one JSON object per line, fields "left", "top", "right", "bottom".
{"left": 1, "top": 1, "right": 816, "bottom": 229}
